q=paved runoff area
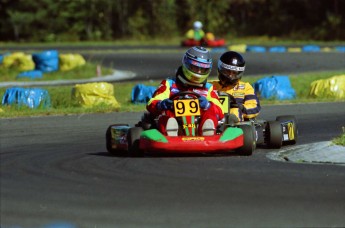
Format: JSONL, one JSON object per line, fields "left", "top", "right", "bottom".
{"left": 267, "top": 141, "right": 345, "bottom": 166}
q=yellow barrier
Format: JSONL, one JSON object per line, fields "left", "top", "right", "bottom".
{"left": 72, "top": 82, "right": 121, "bottom": 108}
{"left": 2, "top": 52, "right": 35, "bottom": 71}
{"left": 309, "top": 75, "right": 345, "bottom": 99}
{"left": 228, "top": 44, "right": 247, "bottom": 53}
{"left": 59, "top": 54, "right": 86, "bottom": 71}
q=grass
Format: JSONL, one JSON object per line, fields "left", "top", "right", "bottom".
{"left": 0, "top": 70, "right": 344, "bottom": 118}
{"left": 0, "top": 62, "right": 113, "bottom": 82}
{"left": 332, "top": 127, "right": 345, "bottom": 146}
{"left": 0, "top": 39, "right": 344, "bottom": 118}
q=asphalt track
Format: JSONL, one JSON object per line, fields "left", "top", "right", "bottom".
{"left": 1, "top": 48, "right": 345, "bottom": 228}
{"left": 83, "top": 50, "right": 345, "bottom": 80}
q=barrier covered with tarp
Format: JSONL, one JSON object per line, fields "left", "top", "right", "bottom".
{"left": 309, "top": 75, "right": 345, "bottom": 99}
{"left": 71, "top": 82, "right": 120, "bottom": 108}
{"left": 246, "top": 46, "right": 266, "bottom": 53}
{"left": 59, "top": 54, "right": 86, "bottom": 71}
{"left": 228, "top": 44, "right": 247, "bottom": 53}
{"left": 131, "top": 84, "right": 156, "bottom": 104}
{"left": 1, "top": 87, "right": 51, "bottom": 108}
{"left": 0, "top": 54, "right": 5, "bottom": 64}
{"left": 253, "top": 75, "right": 296, "bottom": 100}
{"left": 32, "top": 50, "right": 59, "bottom": 72}
{"left": 269, "top": 46, "right": 287, "bottom": 53}
{"left": 1, "top": 52, "right": 35, "bottom": 71}
{"left": 16, "top": 70, "right": 43, "bottom": 79}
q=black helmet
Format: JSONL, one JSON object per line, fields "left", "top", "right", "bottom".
{"left": 217, "top": 51, "right": 245, "bottom": 86}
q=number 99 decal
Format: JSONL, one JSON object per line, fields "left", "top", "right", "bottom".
{"left": 174, "top": 99, "right": 201, "bottom": 117}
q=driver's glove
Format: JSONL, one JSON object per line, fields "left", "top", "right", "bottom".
{"left": 238, "top": 103, "right": 245, "bottom": 112}
{"left": 157, "top": 99, "right": 173, "bottom": 110}
{"left": 230, "top": 96, "right": 245, "bottom": 112}
{"left": 198, "top": 96, "right": 210, "bottom": 110}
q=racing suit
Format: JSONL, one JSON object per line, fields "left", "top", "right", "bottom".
{"left": 147, "top": 67, "right": 224, "bottom": 136}
{"left": 185, "top": 29, "right": 205, "bottom": 41}
{"left": 211, "top": 80, "right": 261, "bottom": 121}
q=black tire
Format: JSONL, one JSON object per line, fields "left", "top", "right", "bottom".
{"left": 106, "top": 125, "right": 127, "bottom": 156}
{"left": 236, "top": 125, "right": 256, "bottom": 156}
{"left": 266, "top": 121, "right": 283, "bottom": 149}
{"left": 127, "top": 127, "right": 144, "bottom": 157}
{"left": 276, "top": 115, "right": 298, "bottom": 145}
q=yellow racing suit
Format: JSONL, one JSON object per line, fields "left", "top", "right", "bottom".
{"left": 211, "top": 80, "right": 261, "bottom": 121}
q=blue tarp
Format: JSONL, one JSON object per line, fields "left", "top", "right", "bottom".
{"left": 246, "top": 46, "right": 266, "bottom": 53}
{"left": 335, "top": 46, "right": 345, "bottom": 52}
{"left": 269, "top": 46, "right": 287, "bottom": 53}
{"left": 32, "top": 50, "right": 59, "bottom": 72}
{"left": 17, "top": 70, "right": 43, "bottom": 79}
{"left": 302, "top": 45, "right": 321, "bottom": 52}
{"left": 253, "top": 75, "right": 296, "bottom": 100}
{"left": 2, "top": 87, "right": 51, "bottom": 108}
{"left": 131, "top": 84, "right": 156, "bottom": 104}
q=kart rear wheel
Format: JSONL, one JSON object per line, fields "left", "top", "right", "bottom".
{"left": 236, "top": 125, "right": 256, "bottom": 156}
{"left": 276, "top": 115, "right": 298, "bottom": 145}
{"left": 127, "top": 127, "right": 144, "bottom": 157}
{"left": 266, "top": 121, "right": 283, "bottom": 149}
{"left": 106, "top": 125, "right": 127, "bottom": 156}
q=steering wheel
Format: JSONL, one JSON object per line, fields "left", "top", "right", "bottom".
{"left": 170, "top": 91, "right": 201, "bottom": 100}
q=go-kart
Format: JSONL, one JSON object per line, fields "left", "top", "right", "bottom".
{"left": 217, "top": 92, "right": 298, "bottom": 150}
{"left": 181, "top": 38, "right": 226, "bottom": 47}
{"left": 105, "top": 91, "right": 298, "bottom": 157}
{"left": 106, "top": 91, "right": 254, "bottom": 157}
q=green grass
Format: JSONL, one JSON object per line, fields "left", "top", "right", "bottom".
{"left": 1, "top": 70, "right": 344, "bottom": 118}
{"left": 332, "top": 127, "right": 345, "bottom": 146}
{"left": 0, "top": 62, "right": 113, "bottom": 82}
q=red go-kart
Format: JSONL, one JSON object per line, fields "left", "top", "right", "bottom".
{"left": 105, "top": 92, "right": 298, "bottom": 157}
{"left": 181, "top": 38, "right": 226, "bottom": 47}
{"left": 106, "top": 91, "right": 253, "bottom": 156}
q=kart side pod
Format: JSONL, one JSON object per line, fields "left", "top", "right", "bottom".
{"left": 276, "top": 115, "right": 298, "bottom": 145}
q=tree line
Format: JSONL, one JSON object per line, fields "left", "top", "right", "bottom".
{"left": 0, "top": 0, "right": 344, "bottom": 42}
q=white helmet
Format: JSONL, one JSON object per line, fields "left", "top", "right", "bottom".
{"left": 193, "top": 21, "right": 203, "bottom": 30}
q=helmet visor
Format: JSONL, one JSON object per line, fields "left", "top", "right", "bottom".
{"left": 219, "top": 69, "right": 240, "bottom": 78}
{"left": 184, "top": 57, "right": 211, "bottom": 75}
{"left": 218, "top": 61, "right": 244, "bottom": 79}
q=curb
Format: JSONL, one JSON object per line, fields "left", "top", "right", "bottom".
{"left": 267, "top": 141, "right": 345, "bottom": 165}
{"left": 0, "top": 70, "right": 136, "bottom": 88}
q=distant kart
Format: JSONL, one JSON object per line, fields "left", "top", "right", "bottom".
{"left": 181, "top": 38, "right": 226, "bottom": 47}
{"left": 105, "top": 92, "right": 298, "bottom": 157}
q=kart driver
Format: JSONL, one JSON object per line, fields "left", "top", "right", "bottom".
{"left": 211, "top": 51, "right": 261, "bottom": 122}
{"left": 185, "top": 21, "right": 205, "bottom": 41}
{"left": 147, "top": 46, "right": 224, "bottom": 136}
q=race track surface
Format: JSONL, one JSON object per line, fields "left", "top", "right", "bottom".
{"left": 84, "top": 51, "right": 345, "bottom": 81}
{"left": 1, "top": 103, "right": 345, "bottom": 228}
{"left": 1, "top": 49, "right": 345, "bottom": 228}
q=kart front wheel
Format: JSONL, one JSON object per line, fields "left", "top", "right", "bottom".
{"left": 106, "top": 125, "right": 127, "bottom": 156}
{"left": 236, "top": 125, "right": 256, "bottom": 156}
{"left": 127, "top": 127, "right": 144, "bottom": 157}
{"left": 266, "top": 121, "right": 283, "bottom": 149}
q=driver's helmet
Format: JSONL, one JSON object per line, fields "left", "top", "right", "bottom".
{"left": 193, "top": 21, "right": 203, "bottom": 30}
{"left": 182, "top": 46, "right": 212, "bottom": 85}
{"left": 217, "top": 51, "right": 245, "bottom": 86}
